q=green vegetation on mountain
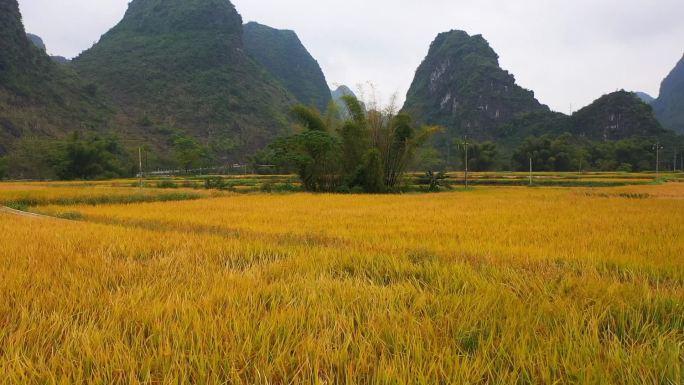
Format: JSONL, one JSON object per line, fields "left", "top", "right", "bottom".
{"left": 653, "top": 53, "right": 684, "bottom": 134}
{"left": 243, "top": 22, "right": 331, "bottom": 112}
{"left": 73, "top": 0, "right": 297, "bottom": 160}
{"left": 0, "top": 0, "right": 111, "bottom": 163}
{"left": 570, "top": 90, "right": 665, "bottom": 140}
{"left": 403, "top": 30, "right": 549, "bottom": 143}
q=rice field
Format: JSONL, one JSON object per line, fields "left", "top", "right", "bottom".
{"left": 0, "top": 179, "right": 683, "bottom": 384}
{"left": 0, "top": 182, "right": 215, "bottom": 209}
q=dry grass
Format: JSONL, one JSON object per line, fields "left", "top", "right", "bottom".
{"left": 1, "top": 182, "right": 683, "bottom": 384}
{"left": 0, "top": 182, "right": 212, "bottom": 208}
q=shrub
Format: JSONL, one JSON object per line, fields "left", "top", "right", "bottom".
{"left": 205, "top": 177, "right": 226, "bottom": 190}
{"left": 617, "top": 163, "right": 633, "bottom": 172}
{"left": 157, "top": 180, "right": 179, "bottom": 189}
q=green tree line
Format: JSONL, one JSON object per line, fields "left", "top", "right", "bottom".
{"left": 418, "top": 133, "right": 684, "bottom": 173}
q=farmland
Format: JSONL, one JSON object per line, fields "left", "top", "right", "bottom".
{"left": 0, "top": 176, "right": 683, "bottom": 384}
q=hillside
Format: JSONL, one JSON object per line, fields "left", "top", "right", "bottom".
{"left": 26, "top": 32, "right": 71, "bottom": 63}
{"left": 653, "top": 54, "right": 684, "bottom": 134}
{"left": 73, "top": 0, "right": 297, "bottom": 157}
{"left": 0, "top": 0, "right": 110, "bottom": 157}
{"left": 571, "top": 91, "right": 665, "bottom": 140}
{"left": 402, "top": 30, "right": 550, "bottom": 143}
{"left": 243, "top": 22, "right": 331, "bottom": 111}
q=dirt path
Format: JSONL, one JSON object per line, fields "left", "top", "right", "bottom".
{"left": 0, "top": 206, "right": 62, "bottom": 220}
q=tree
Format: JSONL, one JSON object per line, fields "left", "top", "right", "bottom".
{"left": 583, "top": 138, "right": 656, "bottom": 171}
{"left": 0, "top": 156, "right": 7, "bottom": 179}
{"left": 268, "top": 106, "right": 342, "bottom": 192}
{"left": 267, "top": 95, "right": 438, "bottom": 193}
{"left": 382, "top": 113, "right": 439, "bottom": 188}
{"left": 356, "top": 149, "right": 384, "bottom": 193}
{"left": 57, "top": 132, "right": 128, "bottom": 180}
{"left": 338, "top": 96, "right": 370, "bottom": 178}
{"left": 172, "top": 135, "right": 210, "bottom": 172}
{"left": 512, "top": 134, "right": 576, "bottom": 171}
{"left": 417, "top": 147, "right": 446, "bottom": 171}
{"left": 5, "top": 137, "right": 62, "bottom": 179}
{"left": 457, "top": 141, "right": 499, "bottom": 171}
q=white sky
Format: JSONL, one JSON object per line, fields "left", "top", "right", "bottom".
{"left": 18, "top": 0, "right": 684, "bottom": 114}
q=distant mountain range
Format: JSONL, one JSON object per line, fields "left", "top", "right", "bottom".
{"left": 401, "top": 30, "right": 667, "bottom": 155}
{"left": 0, "top": 0, "right": 682, "bottom": 177}
{"left": 634, "top": 92, "right": 655, "bottom": 104}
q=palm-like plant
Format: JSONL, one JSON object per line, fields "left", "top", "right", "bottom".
{"left": 269, "top": 94, "right": 439, "bottom": 192}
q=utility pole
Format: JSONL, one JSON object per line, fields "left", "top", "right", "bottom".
{"left": 138, "top": 147, "right": 143, "bottom": 189}
{"left": 465, "top": 138, "right": 469, "bottom": 189}
{"left": 579, "top": 157, "right": 582, "bottom": 176}
{"left": 446, "top": 140, "right": 451, "bottom": 172}
{"left": 529, "top": 157, "right": 533, "bottom": 186}
{"left": 675, "top": 148, "right": 677, "bottom": 173}
{"left": 653, "top": 142, "right": 663, "bottom": 179}
{"left": 461, "top": 136, "right": 469, "bottom": 189}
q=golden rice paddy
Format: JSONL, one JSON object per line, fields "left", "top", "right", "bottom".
{"left": 0, "top": 179, "right": 682, "bottom": 384}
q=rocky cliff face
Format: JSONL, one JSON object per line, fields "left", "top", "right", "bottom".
{"left": 402, "top": 30, "right": 549, "bottom": 141}
{"left": 243, "top": 22, "right": 331, "bottom": 112}
{"left": 571, "top": 91, "right": 664, "bottom": 140}
{"left": 652, "top": 54, "right": 684, "bottom": 134}
{"left": 73, "top": 0, "right": 297, "bottom": 155}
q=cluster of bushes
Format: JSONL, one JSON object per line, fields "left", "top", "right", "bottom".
{"left": 258, "top": 96, "right": 438, "bottom": 193}
{"left": 3, "top": 132, "right": 134, "bottom": 180}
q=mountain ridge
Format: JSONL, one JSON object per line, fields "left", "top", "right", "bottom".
{"left": 0, "top": 0, "right": 111, "bottom": 159}
{"left": 570, "top": 91, "right": 665, "bottom": 141}
{"left": 243, "top": 21, "right": 331, "bottom": 112}
{"left": 402, "top": 30, "right": 550, "bottom": 143}
{"left": 72, "top": 0, "right": 297, "bottom": 158}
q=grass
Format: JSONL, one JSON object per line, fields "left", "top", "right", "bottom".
{"left": 0, "top": 183, "right": 210, "bottom": 208}
{"left": 0, "top": 180, "right": 683, "bottom": 384}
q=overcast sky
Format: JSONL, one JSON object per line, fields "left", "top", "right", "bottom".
{"left": 18, "top": 0, "right": 684, "bottom": 114}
